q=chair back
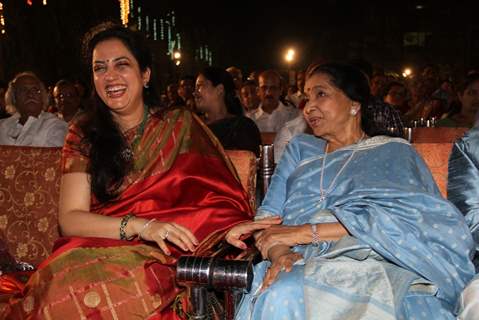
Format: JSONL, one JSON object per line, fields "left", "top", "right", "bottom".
{"left": 0, "top": 146, "right": 62, "bottom": 266}
{"left": 411, "top": 127, "right": 468, "bottom": 143}
{"left": 413, "top": 143, "right": 452, "bottom": 198}
{"left": 224, "top": 150, "right": 257, "bottom": 210}
{"left": 260, "top": 132, "right": 276, "bottom": 145}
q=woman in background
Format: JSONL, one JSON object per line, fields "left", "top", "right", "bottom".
{"left": 195, "top": 67, "right": 261, "bottom": 156}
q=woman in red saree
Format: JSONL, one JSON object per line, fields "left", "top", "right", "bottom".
{"left": 5, "top": 22, "right": 276, "bottom": 319}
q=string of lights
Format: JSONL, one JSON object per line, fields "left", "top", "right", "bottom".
{"left": 118, "top": 1, "right": 213, "bottom": 66}
{"left": 119, "top": 0, "right": 130, "bottom": 26}
{"left": 0, "top": 1, "right": 5, "bottom": 35}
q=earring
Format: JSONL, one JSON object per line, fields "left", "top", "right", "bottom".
{"left": 350, "top": 108, "right": 358, "bottom": 116}
{"left": 143, "top": 83, "right": 149, "bottom": 89}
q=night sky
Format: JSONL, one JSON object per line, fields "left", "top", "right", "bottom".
{"left": 1, "top": 0, "right": 478, "bottom": 86}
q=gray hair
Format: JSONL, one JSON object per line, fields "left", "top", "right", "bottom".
{"left": 5, "top": 71, "right": 49, "bottom": 114}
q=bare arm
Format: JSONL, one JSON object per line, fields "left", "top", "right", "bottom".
{"left": 255, "top": 222, "right": 349, "bottom": 258}
{"left": 294, "top": 222, "right": 349, "bottom": 243}
{"left": 58, "top": 172, "right": 148, "bottom": 238}
{"left": 58, "top": 173, "right": 197, "bottom": 253}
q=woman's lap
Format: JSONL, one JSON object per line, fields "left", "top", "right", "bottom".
{"left": 235, "top": 262, "right": 305, "bottom": 320}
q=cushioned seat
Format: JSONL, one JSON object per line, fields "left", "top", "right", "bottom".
{"left": 411, "top": 127, "right": 468, "bottom": 143}
{"left": 413, "top": 143, "right": 452, "bottom": 198}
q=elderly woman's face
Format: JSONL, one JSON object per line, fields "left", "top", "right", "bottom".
{"left": 14, "top": 75, "right": 44, "bottom": 118}
{"left": 303, "top": 73, "right": 357, "bottom": 138}
{"left": 92, "top": 38, "right": 150, "bottom": 115}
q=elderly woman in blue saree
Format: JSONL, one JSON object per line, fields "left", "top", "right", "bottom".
{"left": 226, "top": 63, "right": 475, "bottom": 320}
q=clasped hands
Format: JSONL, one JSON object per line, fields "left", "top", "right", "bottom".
{"left": 225, "top": 217, "right": 307, "bottom": 290}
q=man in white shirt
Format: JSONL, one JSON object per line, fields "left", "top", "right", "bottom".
{"left": 247, "top": 70, "right": 298, "bottom": 132}
{"left": 287, "top": 71, "right": 307, "bottom": 108}
{"left": 273, "top": 114, "right": 308, "bottom": 162}
{"left": 0, "top": 72, "right": 67, "bottom": 147}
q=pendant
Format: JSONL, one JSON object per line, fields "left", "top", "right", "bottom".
{"left": 121, "top": 147, "right": 133, "bottom": 162}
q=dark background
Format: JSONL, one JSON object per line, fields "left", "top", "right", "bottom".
{"left": 0, "top": 0, "right": 478, "bottom": 89}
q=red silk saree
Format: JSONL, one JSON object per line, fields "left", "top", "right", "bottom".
{"left": 6, "top": 108, "right": 253, "bottom": 319}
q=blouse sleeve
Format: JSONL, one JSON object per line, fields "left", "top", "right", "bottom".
{"left": 61, "top": 123, "right": 91, "bottom": 174}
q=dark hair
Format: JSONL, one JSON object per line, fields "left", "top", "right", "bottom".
{"left": 242, "top": 79, "right": 258, "bottom": 88}
{"left": 307, "top": 62, "right": 386, "bottom": 137}
{"left": 199, "top": 66, "right": 243, "bottom": 116}
{"left": 79, "top": 22, "right": 158, "bottom": 202}
{"left": 384, "top": 81, "right": 406, "bottom": 94}
{"left": 179, "top": 75, "right": 195, "bottom": 83}
{"left": 54, "top": 79, "right": 80, "bottom": 96}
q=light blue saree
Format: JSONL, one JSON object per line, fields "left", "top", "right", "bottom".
{"left": 235, "top": 134, "right": 475, "bottom": 320}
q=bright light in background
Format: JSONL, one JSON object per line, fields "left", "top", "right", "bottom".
{"left": 0, "top": 1, "right": 5, "bottom": 35}
{"left": 175, "top": 60, "right": 181, "bottom": 66}
{"left": 402, "top": 68, "right": 412, "bottom": 78}
{"left": 119, "top": 0, "right": 130, "bottom": 26}
{"left": 173, "top": 51, "right": 181, "bottom": 60}
{"left": 284, "top": 48, "right": 295, "bottom": 63}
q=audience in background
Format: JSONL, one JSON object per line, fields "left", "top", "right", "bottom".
{"left": 0, "top": 80, "right": 9, "bottom": 119}
{"left": 436, "top": 73, "right": 479, "bottom": 127}
{"left": 240, "top": 80, "right": 260, "bottom": 114}
{"left": 247, "top": 69, "right": 298, "bottom": 132}
{"left": 195, "top": 67, "right": 261, "bottom": 156}
{"left": 0, "top": 71, "right": 67, "bottom": 146}
{"left": 226, "top": 66, "right": 243, "bottom": 96}
{"left": 53, "top": 79, "right": 83, "bottom": 122}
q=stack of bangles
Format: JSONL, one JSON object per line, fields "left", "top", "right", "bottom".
{"left": 119, "top": 214, "right": 159, "bottom": 241}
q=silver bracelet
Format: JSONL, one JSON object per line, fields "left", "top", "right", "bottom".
{"left": 311, "top": 224, "right": 320, "bottom": 246}
{"left": 138, "top": 218, "right": 157, "bottom": 240}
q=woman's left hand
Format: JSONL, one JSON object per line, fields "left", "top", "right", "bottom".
{"left": 261, "top": 251, "right": 303, "bottom": 291}
{"left": 255, "top": 224, "right": 308, "bottom": 259}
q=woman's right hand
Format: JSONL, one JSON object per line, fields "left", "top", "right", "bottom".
{"left": 225, "top": 216, "right": 282, "bottom": 249}
{"left": 139, "top": 221, "right": 198, "bottom": 255}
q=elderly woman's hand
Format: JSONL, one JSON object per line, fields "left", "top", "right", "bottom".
{"left": 255, "top": 224, "right": 310, "bottom": 259}
{"left": 139, "top": 221, "right": 198, "bottom": 255}
{"left": 225, "top": 216, "right": 282, "bottom": 249}
{"left": 261, "top": 245, "right": 302, "bottom": 291}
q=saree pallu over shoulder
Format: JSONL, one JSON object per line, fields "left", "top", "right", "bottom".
{"left": 448, "top": 126, "right": 479, "bottom": 265}
{"left": 239, "top": 134, "right": 474, "bottom": 320}
{"left": 8, "top": 108, "right": 253, "bottom": 319}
